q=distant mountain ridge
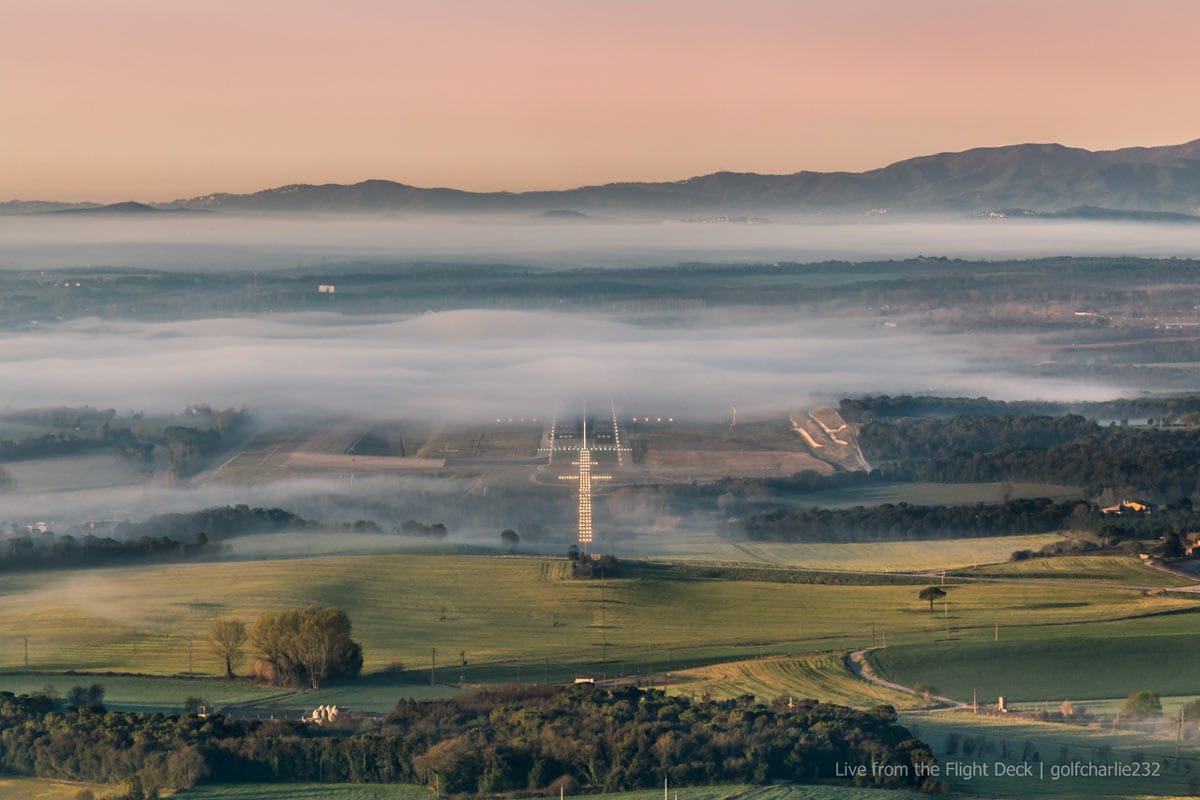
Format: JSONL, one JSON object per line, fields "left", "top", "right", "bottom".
{"left": 13, "top": 139, "right": 1200, "bottom": 216}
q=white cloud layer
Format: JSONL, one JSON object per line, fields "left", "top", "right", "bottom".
{"left": 1, "top": 308, "right": 1126, "bottom": 420}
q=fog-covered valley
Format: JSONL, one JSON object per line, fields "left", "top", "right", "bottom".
{"left": 5, "top": 214, "right": 1200, "bottom": 271}
{"left": 4, "top": 214, "right": 1200, "bottom": 558}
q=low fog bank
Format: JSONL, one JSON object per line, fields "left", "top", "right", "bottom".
{"left": 0, "top": 474, "right": 502, "bottom": 536}
{"left": 0, "top": 470, "right": 721, "bottom": 562}
{"left": 218, "top": 529, "right": 563, "bottom": 562}
{"left": 0, "top": 309, "right": 1130, "bottom": 419}
{"left": 5, "top": 215, "right": 1200, "bottom": 271}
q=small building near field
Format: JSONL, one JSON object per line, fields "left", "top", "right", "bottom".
{"left": 1101, "top": 500, "right": 1153, "bottom": 515}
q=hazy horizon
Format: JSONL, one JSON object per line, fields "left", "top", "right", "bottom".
{"left": 7, "top": 0, "right": 1200, "bottom": 202}
{"left": 5, "top": 215, "right": 1200, "bottom": 272}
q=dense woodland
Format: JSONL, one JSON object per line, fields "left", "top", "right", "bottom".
{"left": 840, "top": 394, "right": 1200, "bottom": 424}
{"left": 109, "top": 505, "right": 314, "bottom": 541}
{"left": 0, "top": 685, "right": 941, "bottom": 797}
{"left": 866, "top": 425, "right": 1200, "bottom": 499}
{"left": 0, "top": 405, "right": 247, "bottom": 478}
{"left": 855, "top": 414, "right": 1099, "bottom": 461}
{"left": 735, "top": 498, "right": 1091, "bottom": 543}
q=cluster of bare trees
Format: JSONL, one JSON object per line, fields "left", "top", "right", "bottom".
{"left": 206, "top": 606, "right": 362, "bottom": 688}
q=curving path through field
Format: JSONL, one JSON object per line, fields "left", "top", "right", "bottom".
{"left": 845, "top": 647, "right": 968, "bottom": 709}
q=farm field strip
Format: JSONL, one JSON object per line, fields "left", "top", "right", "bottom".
{"left": 664, "top": 652, "right": 914, "bottom": 709}
{"left": 1, "top": 453, "right": 150, "bottom": 493}
{"left": 0, "top": 777, "right": 120, "bottom": 800}
{"left": 870, "top": 629, "right": 1200, "bottom": 704}
{"left": 613, "top": 529, "right": 1069, "bottom": 571}
{"left": 959, "top": 556, "right": 1195, "bottom": 587}
{"left": 0, "top": 672, "right": 461, "bottom": 714}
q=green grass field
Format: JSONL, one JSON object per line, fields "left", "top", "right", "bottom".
{"left": 870, "top": 623, "right": 1200, "bottom": 703}
{"left": 617, "top": 530, "right": 1069, "bottom": 571}
{"left": 0, "top": 672, "right": 459, "bottom": 714}
{"left": 2, "top": 554, "right": 1193, "bottom": 681}
{"left": 5, "top": 550, "right": 1200, "bottom": 800}
{"left": 2, "top": 453, "right": 148, "bottom": 492}
{"left": 958, "top": 556, "right": 1193, "bottom": 587}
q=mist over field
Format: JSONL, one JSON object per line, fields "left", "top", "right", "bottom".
{"left": 4, "top": 215, "right": 1200, "bottom": 271}
{"left": 0, "top": 308, "right": 1126, "bottom": 420}
{"left": 0, "top": 473, "right": 465, "bottom": 533}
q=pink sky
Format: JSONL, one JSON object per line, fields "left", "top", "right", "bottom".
{"left": 4, "top": 0, "right": 1200, "bottom": 201}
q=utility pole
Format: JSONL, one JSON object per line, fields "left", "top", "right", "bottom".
{"left": 431, "top": 648, "right": 436, "bottom": 686}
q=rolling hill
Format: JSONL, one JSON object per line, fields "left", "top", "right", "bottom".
{"left": 156, "top": 139, "right": 1200, "bottom": 215}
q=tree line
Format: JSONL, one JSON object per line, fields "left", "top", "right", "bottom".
{"left": 855, "top": 414, "right": 1098, "bottom": 462}
{"left": 0, "top": 507, "right": 458, "bottom": 574}
{"left": 733, "top": 498, "right": 1092, "bottom": 542}
{"left": 869, "top": 426, "right": 1200, "bottom": 499}
{"left": 733, "top": 495, "right": 1200, "bottom": 551}
{"left": 0, "top": 529, "right": 213, "bottom": 572}
{"left": 109, "top": 504, "right": 314, "bottom": 541}
{"left": 0, "top": 505, "right": 312, "bottom": 573}
{"left": 839, "top": 394, "right": 1200, "bottom": 423}
{"left": 0, "top": 685, "right": 942, "bottom": 797}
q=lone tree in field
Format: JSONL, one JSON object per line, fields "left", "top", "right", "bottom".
{"left": 1121, "top": 690, "right": 1162, "bottom": 719}
{"left": 207, "top": 618, "right": 248, "bottom": 681}
{"left": 500, "top": 528, "right": 520, "bottom": 552}
{"left": 918, "top": 586, "right": 947, "bottom": 612}
{"left": 252, "top": 606, "right": 363, "bottom": 689}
